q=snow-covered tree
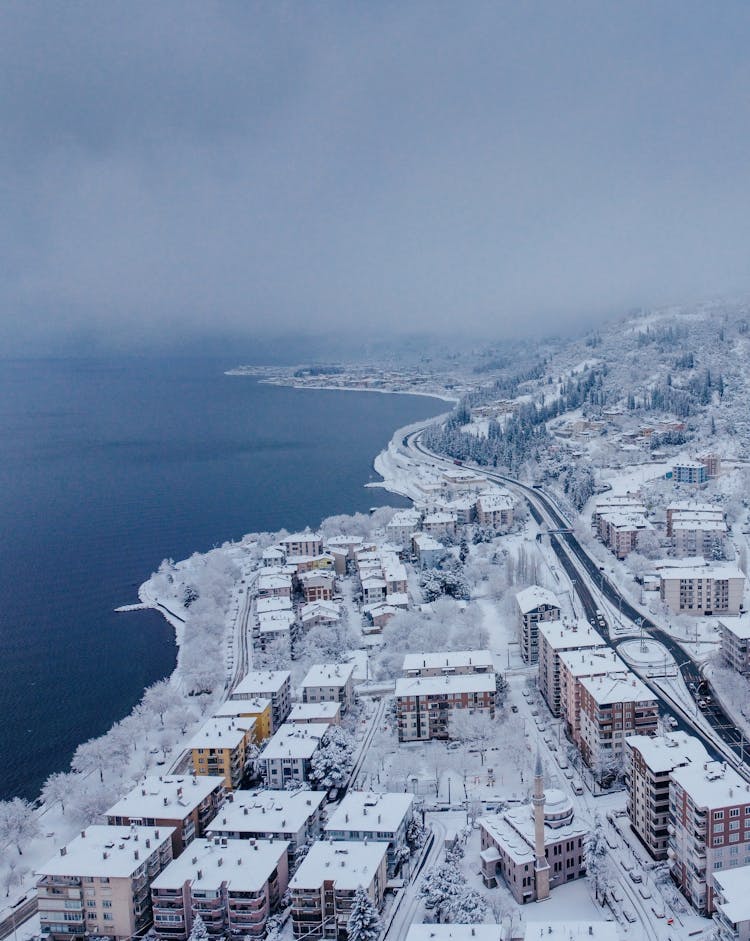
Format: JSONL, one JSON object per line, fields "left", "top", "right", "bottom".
{"left": 346, "top": 886, "right": 381, "bottom": 941}
{"left": 188, "top": 913, "right": 209, "bottom": 941}
{"left": 585, "top": 815, "right": 611, "bottom": 903}
{"left": 448, "top": 710, "right": 497, "bottom": 765}
{"left": 0, "top": 799, "right": 39, "bottom": 855}
{"left": 310, "top": 727, "right": 355, "bottom": 789}
{"left": 41, "top": 771, "right": 78, "bottom": 815}
{"left": 1, "top": 859, "right": 29, "bottom": 898}
{"left": 72, "top": 736, "right": 113, "bottom": 783}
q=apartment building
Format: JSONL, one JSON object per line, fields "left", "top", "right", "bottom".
{"left": 669, "top": 760, "right": 750, "bottom": 914}
{"left": 673, "top": 519, "right": 727, "bottom": 558}
{"left": 279, "top": 533, "right": 323, "bottom": 557}
{"left": 188, "top": 717, "right": 255, "bottom": 791}
{"left": 37, "top": 825, "right": 174, "bottom": 941}
{"left": 699, "top": 453, "right": 722, "bottom": 479}
{"left": 386, "top": 510, "right": 422, "bottom": 547}
{"left": 713, "top": 866, "right": 750, "bottom": 941}
{"left": 475, "top": 489, "right": 514, "bottom": 531}
{"left": 211, "top": 697, "right": 272, "bottom": 742}
{"left": 422, "top": 512, "right": 458, "bottom": 538}
{"left": 301, "top": 662, "right": 356, "bottom": 714}
{"left": 666, "top": 502, "right": 725, "bottom": 537}
{"left": 598, "top": 512, "right": 651, "bottom": 559}
{"left": 257, "top": 723, "right": 327, "bottom": 789}
{"left": 105, "top": 776, "right": 225, "bottom": 858}
{"left": 720, "top": 619, "right": 750, "bottom": 675}
{"left": 578, "top": 672, "right": 658, "bottom": 778}
{"left": 401, "top": 649, "right": 494, "bottom": 678}
{"left": 382, "top": 557, "right": 408, "bottom": 596}
{"left": 206, "top": 788, "right": 326, "bottom": 872}
{"left": 537, "top": 621, "right": 605, "bottom": 717}
{"left": 395, "top": 673, "right": 495, "bottom": 742}
{"left": 625, "top": 733, "right": 709, "bottom": 859}
{"left": 673, "top": 460, "right": 708, "bottom": 485}
{"left": 289, "top": 840, "right": 388, "bottom": 940}
{"left": 658, "top": 561, "right": 745, "bottom": 616}
{"left": 516, "top": 585, "right": 561, "bottom": 665}
{"left": 557, "top": 648, "right": 627, "bottom": 743}
{"left": 151, "top": 837, "right": 288, "bottom": 941}
{"left": 411, "top": 533, "right": 444, "bottom": 569}
{"left": 299, "top": 600, "right": 341, "bottom": 631}
{"left": 298, "top": 570, "right": 336, "bottom": 603}
{"left": 592, "top": 495, "right": 646, "bottom": 537}
{"left": 257, "top": 572, "right": 292, "bottom": 600}
{"left": 288, "top": 701, "right": 342, "bottom": 726}
{"left": 325, "top": 791, "right": 414, "bottom": 876}
{"left": 479, "top": 758, "right": 588, "bottom": 903}
{"left": 230, "top": 671, "right": 292, "bottom": 733}
{"left": 361, "top": 575, "right": 387, "bottom": 605}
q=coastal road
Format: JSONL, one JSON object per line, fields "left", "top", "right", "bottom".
{"left": 405, "top": 431, "right": 748, "bottom": 770}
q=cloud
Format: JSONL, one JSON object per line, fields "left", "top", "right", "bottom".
{"left": 2, "top": 1, "right": 750, "bottom": 353}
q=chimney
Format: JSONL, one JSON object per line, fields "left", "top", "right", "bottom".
{"left": 81, "top": 831, "right": 86, "bottom": 839}
{"left": 163, "top": 797, "right": 168, "bottom": 806}
{"left": 134, "top": 849, "right": 139, "bottom": 861}
{"left": 60, "top": 846, "right": 67, "bottom": 856}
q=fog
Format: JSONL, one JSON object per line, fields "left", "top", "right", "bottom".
{"left": 2, "top": 2, "right": 750, "bottom": 355}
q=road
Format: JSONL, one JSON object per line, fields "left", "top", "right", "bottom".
{"left": 405, "top": 431, "right": 748, "bottom": 772}
{"left": 382, "top": 819, "right": 446, "bottom": 941}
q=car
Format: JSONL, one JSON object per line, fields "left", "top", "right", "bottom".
{"left": 667, "top": 716, "right": 678, "bottom": 727}
{"left": 638, "top": 886, "right": 652, "bottom": 900}
{"left": 530, "top": 708, "right": 539, "bottom": 716}
{"left": 623, "top": 910, "right": 636, "bottom": 924}
{"left": 511, "top": 705, "right": 519, "bottom": 713}
{"left": 548, "top": 741, "right": 558, "bottom": 752}
{"left": 628, "top": 870, "right": 643, "bottom": 884}
{"left": 572, "top": 780, "right": 582, "bottom": 792}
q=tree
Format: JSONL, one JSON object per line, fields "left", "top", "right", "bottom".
{"left": 188, "top": 913, "right": 209, "bottom": 941}
{"left": 346, "top": 886, "right": 381, "bottom": 941}
{"left": 419, "top": 861, "right": 486, "bottom": 924}
{"left": 448, "top": 710, "right": 497, "bottom": 766}
{"left": 72, "top": 735, "right": 114, "bottom": 783}
{"left": 310, "top": 727, "right": 355, "bottom": 789}
{"left": 2, "top": 859, "right": 29, "bottom": 898}
{"left": 0, "top": 799, "right": 40, "bottom": 855}
{"left": 585, "top": 815, "right": 611, "bottom": 903}
{"left": 41, "top": 771, "right": 77, "bottom": 815}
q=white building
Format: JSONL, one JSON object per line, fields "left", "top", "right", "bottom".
{"left": 300, "top": 661, "right": 356, "bottom": 714}
{"left": 537, "top": 620, "right": 606, "bottom": 717}
{"left": 386, "top": 510, "right": 422, "bottom": 546}
{"left": 257, "top": 723, "right": 327, "bottom": 789}
{"left": 288, "top": 701, "right": 342, "bottom": 726}
{"left": 658, "top": 560, "right": 745, "bottom": 616}
{"left": 714, "top": 866, "right": 750, "bottom": 941}
{"left": 475, "top": 489, "right": 514, "bottom": 531}
{"left": 231, "top": 670, "right": 292, "bottom": 732}
{"left": 422, "top": 512, "right": 458, "bottom": 538}
{"left": 395, "top": 672, "right": 496, "bottom": 742}
{"left": 411, "top": 532, "right": 444, "bottom": 569}
{"left": 402, "top": 648, "right": 494, "bottom": 678}
{"left": 720, "top": 618, "right": 750, "bottom": 675}
{"left": 516, "top": 585, "right": 561, "bottom": 664}
{"left": 325, "top": 791, "right": 414, "bottom": 876}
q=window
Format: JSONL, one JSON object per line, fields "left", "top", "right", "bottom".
{"left": 103, "top": 914, "right": 113, "bottom": 922}
{"left": 730, "top": 808, "right": 740, "bottom": 817}
{"left": 715, "top": 811, "right": 725, "bottom": 820}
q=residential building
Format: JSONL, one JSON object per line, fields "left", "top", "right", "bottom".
{"left": 658, "top": 561, "right": 745, "bottom": 616}
{"left": 301, "top": 662, "right": 356, "bottom": 714}
{"left": 299, "top": 600, "right": 341, "bottom": 631}
{"left": 298, "top": 570, "right": 336, "bottom": 603}
{"left": 256, "top": 610, "right": 296, "bottom": 650}
{"left": 402, "top": 649, "right": 494, "bottom": 678}
{"left": 674, "top": 519, "right": 728, "bottom": 558}
{"left": 699, "top": 452, "right": 722, "bottom": 479}
{"left": 592, "top": 495, "right": 646, "bottom": 536}
{"left": 720, "top": 619, "right": 750, "bottom": 675}
{"left": 537, "top": 621, "right": 606, "bottom": 717}
{"left": 444, "top": 496, "right": 476, "bottom": 525}
{"left": 289, "top": 840, "right": 388, "bottom": 940}
{"left": 206, "top": 788, "right": 326, "bottom": 872}
{"left": 557, "top": 648, "right": 627, "bottom": 743}
{"left": 395, "top": 673, "right": 495, "bottom": 742}
{"left": 441, "top": 469, "right": 486, "bottom": 490}
{"left": 479, "top": 754, "right": 588, "bottom": 903}
{"left": 516, "top": 585, "right": 561, "bottom": 664}
{"left": 422, "top": 512, "right": 457, "bottom": 538}
{"left": 37, "top": 825, "right": 174, "bottom": 941}
{"left": 578, "top": 672, "right": 658, "bottom": 777}
{"left": 386, "top": 510, "right": 422, "bottom": 546}
{"left": 361, "top": 576, "right": 387, "bottom": 605}
{"left": 625, "top": 733, "right": 709, "bottom": 859}
{"left": 669, "top": 760, "right": 750, "bottom": 914}
{"left": 257, "top": 573, "right": 292, "bottom": 599}
{"left": 188, "top": 717, "right": 256, "bottom": 791}
{"left": 666, "top": 502, "right": 725, "bottom": 537}
{"left": 256, "top": 595, "right": 293, "bottom": 618}
{"left": 411, "top": 533, "right": 444, "bottom": 569}
{"left": 713, "top": 866, "right": 750, "bottom": 941}
{"left": 598, "top": 511, "right": 651, "bottom": 559}
{"left": 257, "top": 723, "right": 327, "bottom": 789}
{"left": 106, "top": 776, "right": 225, "bottom": 858}
{"left": 475, "top": 489, "right": 514, "bottom": 531}
{"left": 211, "top": 697, "right": 272, "bottom": 742}
{"left": 279, "top": 533, "right": 323, "bottom": 558}
{"left": 230, "top": 671, "right": 292, "bottom": 733}
{"left": 288, "top": 701, "right": 342, "bottom": 726}
{"left": 382, "top": 557, "right": 408, "bottom": 595}
{"left": 325, "top": 791, "right": 414, "bottom": 876}
{"left": 673, "top": 459, "right": 708, "bottom": 485}
{"left": 151, "top": 837, "right": 288, "bottom": 941}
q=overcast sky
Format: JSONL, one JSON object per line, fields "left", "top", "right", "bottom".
{"left": 2, "top": 2, "right": 750, "bottom": 355}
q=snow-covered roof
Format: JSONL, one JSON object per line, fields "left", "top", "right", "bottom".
{"left": 515, "top": 585, "right": 561, "bottom": 614}
{"left": 106, "top": 775, "right": 224, "bottom": 820}
{"left": 188, "top": 716, "right": 254, "bottom": 751}
{"left": 671, "top": 760, "right": 750, "bottom": 809}
{"left": 256, "top": 596, "right": 293, "bottom": 614}
{"left": 231, "top": 670, "right": 290, "bottom": 698}
{"left": 537, "top": 620, "right": 605, "bottom": 652}
{"left": 423, "top": 512, "right": 457, "bottom": 525}
{"left": 382, "top": 560, "right": 407, "bottom": 581}
{"left": 401, "top": 649, "right": 493, "bottom": 673}
{"left": 298, "top": 569, "right": 335, "bottom": 584}
{"left": 720, "top": 617, "right": 750, "bottom": 641}
{"left": 668, "top": 501, "right": 723, "bottom": 515}
{"left": 672, "top": 519, "right": 727, "bottom": 532}
{"left": 395, "top": 673, "right": 496, "bottom": 697}
{"left": 673, "top": 459, "right": 705, "bottom": 469}
{"left": 522, "top": 923, "right": 619, "bottom": 941}
{"left": 388, "top": 510, "right": 421, "bottom": 525}
{"left": 476, "top": 489, "right": 514, "bottom": 511}
{"left": 257, "top": 573, "right": 292, "bottom": 590}
{"left": 480, "top": 795, "right": 588, "bottom": 866}
{"left": 625, "top": 733, "right": 709, "bottom": 774}
{"left": 326, "top": 535, "right": 365, "bottom": 547}
{"left": 280, "top": 532, "right": 322, "bottom": 544}
{"left": 260, "top": 723, "right": 327, "bottom": 760}
{"left": 386, "top": 591, "right": 409, "bottom": 607}
{"left": 212, "top": 697, "right": 271, "bottom": 719}
{"left": 713, "top": 866, "right": 750, "bottom": 924}
{"left": 361, "top": 577, "right": 387, "bottom": 589}
{"left": 37, "top": 825, "right": 174, "bottom": 878}
{"left": 599, "top": 511, "right": 650, "bottom": 530}
{"left": 300, "top": 600, "right": 341, "bottom": 623}
{"left": 151, "top": 837, "right": 288, "bottom": 892}
{"left": 288, "top": 701, "right": 342, "bottom": 722}
{"left": 289, "top": 840, "right": 387, "bottom": 891}
{"left": 206, "top": 788, "right": 326, "bottom": 836}
{"left": 325, "top": 792, "right": 414, "bottom": 836}
{"left": 579, "top": 670, "right": 654, "bottom": 705}
{"left": 412, "top": 533, "right": 443, "bottom": 551}
{"left": 301, "top": 662, "right": 355, "bottom": 689}
{"left": 659, "top": 561, "right": 745, "bottom": 581}
{"left": 558, "top": 647, "right": 626, "bottom": 678}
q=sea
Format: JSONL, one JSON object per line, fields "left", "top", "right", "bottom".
{"left": 0, "top": 357, "right": 445, "bottom": 801}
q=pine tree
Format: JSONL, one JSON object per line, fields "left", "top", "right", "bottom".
{"left": 346, "top": 886, "right": 381, "bottom": 941}
{"left": 188, "top": 914, "right": 209, "bottom": 941}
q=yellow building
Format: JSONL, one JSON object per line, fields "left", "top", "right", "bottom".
{"left": 188, "top": 716, "right": 256, "bottom": 790}
{"left": 212, "top": 696, "right": 272, "bottom": 743}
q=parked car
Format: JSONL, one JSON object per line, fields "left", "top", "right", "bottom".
{"left": 623, "top": 910, "right": 636, "bottom": 924}
{"left": 628, "top": 870, "right": 643, "bottom": 884}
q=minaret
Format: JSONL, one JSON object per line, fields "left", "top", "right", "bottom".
{"left": 532, "top": 749, "right": 550, "bottom": 900}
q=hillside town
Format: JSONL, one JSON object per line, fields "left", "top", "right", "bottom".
{"left": 7, "top": 304, "right": 750, "bottom": 941}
